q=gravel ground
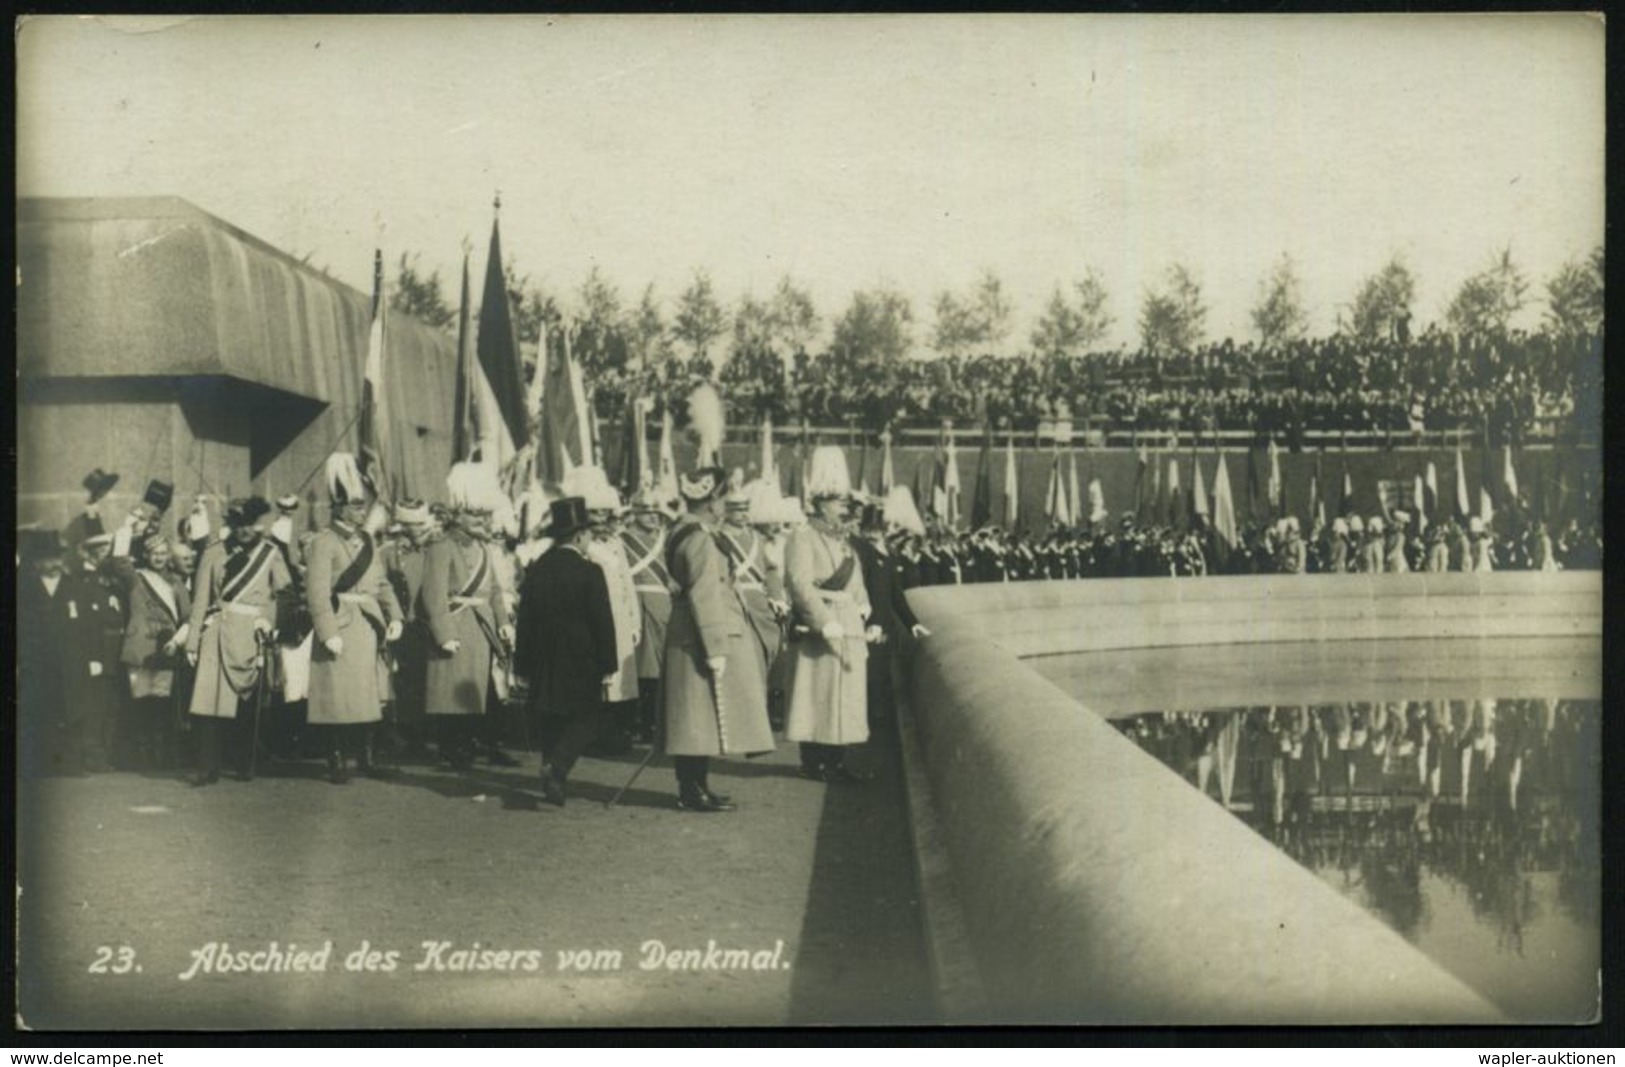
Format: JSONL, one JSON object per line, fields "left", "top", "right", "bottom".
{"left": 16, "top": 722, "right": 935, "bottom": 1031}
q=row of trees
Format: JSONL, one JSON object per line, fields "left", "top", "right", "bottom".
{"left": 392, "top": 245, "right": 1604, "bottom": 372}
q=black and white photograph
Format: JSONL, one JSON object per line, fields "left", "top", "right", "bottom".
{"left": 13, "top": 13, "right": 1605, "bottom": 1031}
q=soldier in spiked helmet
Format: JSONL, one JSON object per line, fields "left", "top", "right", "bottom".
{"left": 783, "top": 446, "right": 877, "bottom": 783}
{"left": 660, "top": 465, "right": 775, "bottom": 812}
{"left": 305, "top": 454, "right": 404, "bottom": 783}
{"left": 422, "top": 462, "right": 515, "bottom": 769}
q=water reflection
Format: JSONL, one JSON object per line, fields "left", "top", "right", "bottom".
{"left": 1114, "top": 699, "right": 1600, "bottom": 1020}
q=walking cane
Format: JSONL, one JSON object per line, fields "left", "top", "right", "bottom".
{"left": 249, "top": 629, "right": 272, "bottom": 779}
{"left": 605, "top": 742, "right": 660, "bottom": 810}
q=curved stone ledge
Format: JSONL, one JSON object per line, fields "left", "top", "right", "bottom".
{"left": 908, "top": 571, "right": 1602, "bottom": 659}
{"left": 899, "top": 573, "right": 1598, "bottom": 1024}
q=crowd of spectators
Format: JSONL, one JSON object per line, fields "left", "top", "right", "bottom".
{"left": 575, "top": 326, "right": 1599, "bottom": 448}
{"left": 884, "top": 505, "right": 1600, "bottom": 592}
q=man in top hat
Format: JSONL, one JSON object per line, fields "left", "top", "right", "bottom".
{"left": 660, "top": 465, "right": 776, "bottom": 812}
{"left": 422, "top": 463, "right": 514, "bottom": 771}
{"left": 115, "top": 479, "right": 175, "bottom": 549}
{"left": 18, "top": 529, "right": 76, "bottom": 776}
{"left": 184, "top": 495, "right": 292, "bottom": 785}
{"left": 51, "top": 525, "right": 128, "bottom": 773}
{"left": 566, "top": 465, "right": 643, "bottom": 757}
{"left": 620, "top": 488, "right": 678, "bottom": 745}
{"left": 784, "top": 446, "right": 877, "bottom": 784}
{"left": 851, "top": 497, "right": 929, "bottom": 732}
{"left": 513, "top": 497, "right": 619, "bottom": 807}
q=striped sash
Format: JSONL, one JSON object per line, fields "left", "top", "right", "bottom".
{"left": 220, "top": 541, "right": 276, "bottom": 604}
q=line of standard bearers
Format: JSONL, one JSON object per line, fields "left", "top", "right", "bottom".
{"left": 16, "top": 446, "right": 933, "bottom": 814}
{"left": 21, "top": 446, "right": 1589, "bottom": 805}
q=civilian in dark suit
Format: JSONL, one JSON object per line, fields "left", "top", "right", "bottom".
{"left": 853, "top": 504, "right": 929, "bottom": 730}
{"left": 513, "top": 497, "right": 618, "bottom": 807}
{"left": 18, "top": 530, "right": 73, "bottom": 778}
{"left": 57, "top": 533, "right": 127, "bottom": 773}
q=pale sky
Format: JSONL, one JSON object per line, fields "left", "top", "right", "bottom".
{"left": 17, "top": 13, "right": 1606, "bottom": 351}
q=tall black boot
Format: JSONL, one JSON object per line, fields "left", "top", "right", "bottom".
{"left": 190, "top": 717, "right": 221, "bottom": 787}
{"left": 699, "top": 765, "right": 734, "bottom": 809}
{"left": 675, "top": 756, "right": 728, "bottom": 813}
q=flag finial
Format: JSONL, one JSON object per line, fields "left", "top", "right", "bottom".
{"left": 493, "top": 191, "right": 502, "bottom": 214}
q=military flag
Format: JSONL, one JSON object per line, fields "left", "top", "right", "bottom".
{"left": 969, "top": 420, "right": 994, "bottom": 531}
{"left": 655, "top": 408, "right": 679, "bottom": 502}
{"left": 1455, "top": 447, "right": 1471, "bottom": 519}
{"left": 451, "top": 247, "right": 479, "bottom": 464}
{"left": 358, "top": 249, "right": 396, "bottom": 499}
{"left": 879, "top": 429, "right": 895, "bottom": 495}
{"left": 1087, "top": 476, "right": 1107, "bottom": 527}
{"left": 1191, "top": 451, "right": 1210, "bottom": 526}
{"left": 1502, "top": 445, "right": 1519, "bottom": 512}
{"left": 1133, "top": 447, "right": 1151, "bottom": 521}
{"left": 760, "top": 415, "right": 777, "bottom": 489}
{"left": 942, "top": 429, "right": 962, "bottom": 528}
{"left": 1246, "top": 445, "right": 1264, "bottom": 523}
{"left": 1212, "top": 452, "right": 1240, "bottom": 567}
{"left": 1267, "top": 437, "right": 1284, "bottom": 518}
{"left": 474, "top": 205, "right": 531, "bottom": 477}
{"left": 1046, "top": 452, "right": 1072, "bottom": 528}
{"left": 1424, "top": 461, "right": 1440, "bottom": 525}
{"left": 618, "top": 394, "right": 653, "bottom": 495}
{"left": 1001, "top": 432, "right": 1019, "bottom": 530}
{"left": 1066, "top": 448, "right": 1082, "bottom": 531}
{"left": 1165, "top": 454, "right": 1182, "bottom": 530}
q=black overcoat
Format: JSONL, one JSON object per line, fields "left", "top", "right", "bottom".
{"left": 515, "top": 543, "right": 618, "bottom": 718}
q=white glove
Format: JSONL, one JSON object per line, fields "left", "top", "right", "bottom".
{"left": 499, "top": 624, "right": 515, "bottom": 645}
{"left": 186, "top": 649, "right": 199, "bottom": 668}
{"left": 706, "top": 656, "right": 727, "bottom": 679}
{"left": 865, "top": 625, "right": 885, "bottom": 644}
{"left": 441, "top": 639, "right": 462, "bottom": 655}
{"left": 911, "top": 623, "right": 932, "bottom": 638}
{"left": 385, "top": 620, "right": 404, "bottom": 642}
{"left": 162, "top": 639, "right": 179, "bottom": 657}
{"left": 88, "top": 661, "right": 104, "bottom": 678}
{"left": 254, "top": 616, "right": 273, "bottom": 636}
{"left": 820, "top": 621, "right": 845, "bottom": 644}
{"left": 324, "top": 636, "right": 344, "bottom": 656}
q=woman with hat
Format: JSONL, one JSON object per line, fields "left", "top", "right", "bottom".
{"left": 63, "top": 468, "right": 120, "bottom": 551}
{"left": 305, "top": 454, "right": 405, "bottom": 784}
{"left": 783, "top": 446, "right": 878, "bottom": 784}
{"left": 660, "top": 465, "right": 776, "bottom": 812}
{"left": 109, "top": 529, "right": 192, "bottom": 770}
{"left": 184, "top": 494, "right": 292, "bottom": 786}
{"left": 514, "top": 496, "right": 619, "bottom": 806}
{"left": 422, "top": 463, "right": 514, "bottom": 771}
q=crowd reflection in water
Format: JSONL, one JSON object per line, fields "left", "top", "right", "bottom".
{"left": 1115, "top": 699, "right": 1600, "bottom": 947}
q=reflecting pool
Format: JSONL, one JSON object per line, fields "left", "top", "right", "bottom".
{"left": 1111, "top": 699, "right": 1600, "bottom": 1022}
